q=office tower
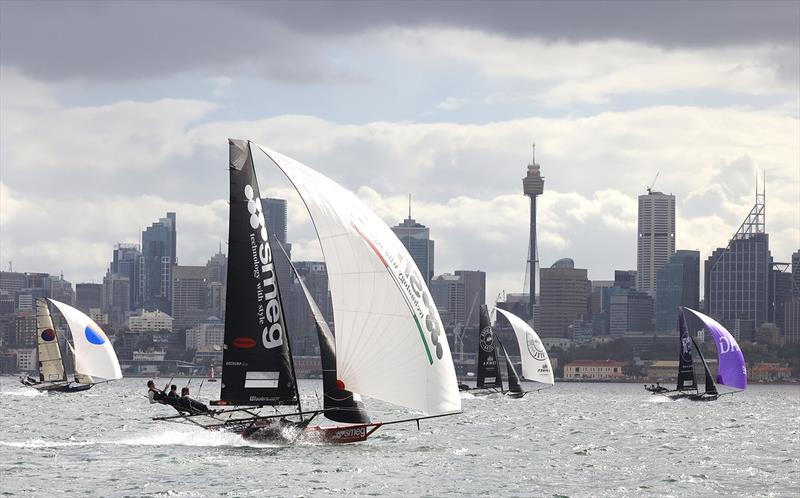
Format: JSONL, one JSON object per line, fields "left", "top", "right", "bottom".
{"left": 654, "top": 250, "right": 700, "bottom": 332}
{"left": 206, "top": 245, "right": 228, "bottom": 286}
{"left": 142, "top": 212, "right": 176, "bottom": 313}
{"left": 431, "top": 270, "right": 486, "bottom": 330}
{"left": 636, "top": 189, "right": 676, "bottom": 295}
{"left": 391, "top": 200, "right": 435, "bottom": 286}
{"left": 0, "top": 271, "right": 26, "bottom": 293}
{"left": 537, "top": 258, "right": 590, "bottom": 338}
{"left": 609, "top": 290, "right": 654, "bottom": 336}
{"left": 103, "top": 272, "right": 130, "bottom": 328}
{"left": 705, "top": 185, "right": 771, "bottom": 341}
{"left": 792, "top": 250, "right": 800, "bottom": 297}
{"left": 522, "top": 145, "right": 545, "bottom": 321}
{"left": 48, "top": 275, "right": 75, "bottom": 306}
{"left": 75, "top": 283, "right": 103, "bottom": 313}
{"left": 171, "top": 265, "right": 209, "bottom": 331}
{"left": 111, "top": 243, "right": 143, "bottom": 310}
{"left": 261, "top": 198, "right": 288, "bottom": 244}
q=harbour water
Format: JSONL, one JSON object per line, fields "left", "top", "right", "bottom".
{"left": 1, "top": 377, "right": 798, "bottom": 497}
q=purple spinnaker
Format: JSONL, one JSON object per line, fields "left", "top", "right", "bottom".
{"left": 683, "top": 308, "right": 747, "bottom": 390}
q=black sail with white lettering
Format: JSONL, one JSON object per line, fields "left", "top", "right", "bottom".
{"left": 219, "top": 139, "right": 298, "bottom": 406}
{"left": 476, "top": 305, "right": 502, "bottom": 389}
{"left": 676, "top": 309, "right": 696, "bottom": 391}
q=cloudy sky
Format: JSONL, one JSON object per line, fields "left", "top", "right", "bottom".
{"left": 1, "top": 0, "right": 798, "bottom": 303}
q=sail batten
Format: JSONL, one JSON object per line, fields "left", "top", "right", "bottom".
{"left": 254, "top": 143, "right": 460, "bottom": 415}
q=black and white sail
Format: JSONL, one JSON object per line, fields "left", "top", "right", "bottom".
{"left": 219, "top": 139, "right": 298, "bottom": 406}
{"left": 476, "top": 305, "right": 502, "bottom": 389}
{"left": 498, "top": 339, "right": 523, "bottom": 395}
{"left": 676, "top": 310, "right": 696, "bottom": 391}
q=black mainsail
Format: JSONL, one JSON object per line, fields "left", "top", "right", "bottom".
{"left": 676, "top": 310, "right": 696, "bottom": 391}
{"left": 498, "top": 338, "right": 523, "bottom": 395}
{"left": 476, "top": 305, "right": 502, "bottom": 390}
{"left": 218, "top": 139, "right": 298, "bottom": 406}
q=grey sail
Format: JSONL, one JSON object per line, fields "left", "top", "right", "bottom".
{"left": 35, "top": 299, "right": 67, "bottom": 383}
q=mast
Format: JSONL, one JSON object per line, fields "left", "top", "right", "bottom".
{"left": 497, "top": 337, "right": 522, "bottom": 394}
{"left": 35, "top": 298, "right": 67, "bottom": 383}
{"left": 691, "top": 337, "right": 718, "bottom": 395}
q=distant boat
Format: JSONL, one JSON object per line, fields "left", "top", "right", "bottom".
{"left": 459, "top": 305, "right": 553, "bottom": 397}
{"left": 645, "top": 307, "right": 747, "bottom": 401}
{"left": 21, "top": 298, "right": 123, "bottom": 392}
{"left": 153, "top": 139, "right": 461, "bottom": 443}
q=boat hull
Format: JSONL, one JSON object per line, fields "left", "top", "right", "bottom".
{"left": 240, "top": 418, "right": 383, "bottom": 444}
{"left": 21, "top": 377, "right": 93, "bottom": 393}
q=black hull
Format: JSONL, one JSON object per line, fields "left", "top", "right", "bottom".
{"left": 21, "top": 378, "right": 93, "bottom": 393}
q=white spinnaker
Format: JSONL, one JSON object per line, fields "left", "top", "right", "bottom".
{"left": 496, "top": 308, "right": 554, "bottom": 386}
{"left": 255, "top": 144, "right": 460, "bottom": 415}
{"left": 49, "top": 299, "right": 122, "bottom": 382}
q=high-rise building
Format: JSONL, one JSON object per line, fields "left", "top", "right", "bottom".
{"left": 261, "top": 198, "right": 288, "bottom": 244}
{"left": 705, "top": 188, "right": 771, "bottom": 341}
{"left": 48, "top": 275, "right": 75, "bottom": 306}
{"left": 142, "top": 213, "right": 176, "bottom": 313}
{"left": 75, "top": 283, "right": 103, "bottom": 313}
{"left": 609, "top": 290, "right": 654, "bottom": 336}
{"left": 636, "top": 189, "right": 676, "bottom": 295}
{"left": 206, "top": 245, "right": 227, "bottom": 286}
{"left": 771, "top": 266, "right": 793, "bottom": 335}
{"left": 171, "top": 265, "right": 209, "bottom": 331}
{"left": 391, "top": 201, "right": 435, "bottom": 286}
{"left": 537, "top": 258, "right": 590, "bottom": 338}
{"left": 431, "top": 270, "right": 486, "bottom": 330}
{"left": 103, "top": 272, "right": 130, "bottom": 328}
{"left": 654, "top": 250, "right": 700, "bottom": 332}
{"left": 111, "top": 243, "right": 143, "bottom": 310}
{"left": 792, "top": 250, "right": 800, "bottom": 298}
{"left": 0, "top": 271, "right": 26, "bottom": 293}
{"left": 522, "top": 145, "right": 545, "bottom": 321}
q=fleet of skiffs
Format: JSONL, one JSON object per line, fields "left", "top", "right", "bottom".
{"left": 20, "top": 139, "right": 748, "bottom": 444}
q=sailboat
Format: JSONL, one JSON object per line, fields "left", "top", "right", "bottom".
{"left": 153, "top": 139, "right": 461, "bottom": 443}
{"left": 20, "top": 298, "right": 123, "bottom": 392}
{"left": 460, "top": 305, "right": 553, "bottom": 397}
{"left": 645, "top": 307, "right": 747, "bottom": 401}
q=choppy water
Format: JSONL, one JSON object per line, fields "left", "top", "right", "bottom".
{"left": 1, "top": 377, "right": 798, "bottom": 497}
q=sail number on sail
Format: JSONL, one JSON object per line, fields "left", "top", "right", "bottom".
{"left": 244, "top": 183, "right": 284, "bottom": 350}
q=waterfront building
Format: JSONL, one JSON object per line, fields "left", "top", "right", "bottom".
{"left": 563, "top": 360, "right": 626, "bottom": 380}
{"left": 128, "top": 309, "right": 173, "bottom": 333}
{"left": 185, "top": 317, "right": 224, "bottom": 351}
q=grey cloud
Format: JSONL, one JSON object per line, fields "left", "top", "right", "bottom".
{"left": 1, "top": 0, "right": 797, "bottom": 82}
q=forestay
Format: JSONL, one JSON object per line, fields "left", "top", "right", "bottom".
{"left": 255, "top": 144, "right": 461, "bottom": 415}
{"left": 48, "top": 299, "right": 122, "bottom": 382}
{"left": 683, "top": 307, "right": 747, "bottom": 391}
{"left": 496, "top": 308, "right": 554, "bottom": 385}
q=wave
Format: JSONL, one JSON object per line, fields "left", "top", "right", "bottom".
{"left": 1, "top": 388, "right": 44, "bottom": 397}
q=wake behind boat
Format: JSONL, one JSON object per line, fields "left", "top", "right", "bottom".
{"left": 151, "top": 139, "right": 461, "bottom": 443}
{"left": 646, "top": 307, "right": 747, "bottom": 401}
{"left": 21, "top": 298, "right": 123, "bottom": 393}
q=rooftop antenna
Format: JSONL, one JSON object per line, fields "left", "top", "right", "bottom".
{"left": 646, "top": 171, "right": 660, "bottom": 194}
{"left": 7, "top": 261, "right": 11, "bottom": 272}
{"left": 408, "top": 193, "right": 412, "bottom": 219}
{"left": 532, "top": 143, "right": 536, "bottom": 164}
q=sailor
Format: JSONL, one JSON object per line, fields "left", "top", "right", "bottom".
{"left": 179, "top": 387, "right": 210, "bottom": 414}
{"left": 166, "top": 384, "right": 179, "bottom": 400}
{"left": 147, "top": 380, "right": 166, "bottom": 404}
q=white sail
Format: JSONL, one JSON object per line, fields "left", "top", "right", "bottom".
{"left": 49, "top": 299, "right": 123, "bottom": 382}
{"left": 496, "top": 308, "right": 554, "bottom": 386}
{"left": 35, "top": 299, "right": 67, "bottom": 383}
{"left": 255, "top": 144, "right": 461, "bottom": 415}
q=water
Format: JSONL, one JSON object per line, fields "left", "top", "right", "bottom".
{"left": 1, "top": 377, "right": 798, "bottom": 497}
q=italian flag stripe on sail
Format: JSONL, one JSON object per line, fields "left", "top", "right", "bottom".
{"left": 354, "top": 225, "right": 434, "bottom": 365}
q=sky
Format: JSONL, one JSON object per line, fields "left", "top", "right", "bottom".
{"left": 1, "top": 0, "right": 798, "bottom": 304}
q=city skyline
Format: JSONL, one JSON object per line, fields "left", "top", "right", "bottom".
{"left": 1, "top": 1, "right": 798, "bottom": 310}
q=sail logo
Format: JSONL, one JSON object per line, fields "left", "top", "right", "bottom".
{"left": 244, "top": 184, "right": 284, "bottom": 350}
{"left": 718, "top": 335, "right": 740, "bottom": 355}
{"left": 526, "top": 331, "right": 546, "bottom": 361}
{"left": 479, "top": 327, "right": 495, "bottom": 352}
{"left": 41, "top": 329, "right": 56, "bottom": 342}
{"left": 680, "top": 335, "right": 692, "bottom": 362}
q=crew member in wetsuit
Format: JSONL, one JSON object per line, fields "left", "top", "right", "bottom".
{"left": 179, "top": 387, "right": 210, "bottom": 414}
{"left": 147, "top": 380, "right": 166, "bottom": 404}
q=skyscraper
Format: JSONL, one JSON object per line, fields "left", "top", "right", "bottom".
{"left": 111, "top": 243, "right": 143, "bottom": 310}
{"left": 261, "top": 198, "right": 288, "bottom": 244}
{"left": 391, "top": 200, "right": 434, "bottom": 286}
{"left": 75, "top": 283, "right": 103, "bottom": 313}
{"left": 171, "top": 265, "right": 209, "bottom": 331}
{"left": 142, "top": 212, "right": 176, "bottom": 313}
{"left": 654, "top": 250, "right": 700, "bottom": 332}
{"left": 636, "top": 189, "right": 675, "bottom": 295}
{"left": 522, "top": 145, "right": 545, "bottom": 321}
{"left": 705, "top": 187, "right": 771, "bottom": 341}
{"left": 609, "top": 290, "right": 654, "bottom": 336}
{"left": 537, "top": 258, "right": 590, "bottom": 338}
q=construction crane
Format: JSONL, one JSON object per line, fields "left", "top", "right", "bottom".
{"left": 646, "top": 172, "right": 660, "bottom": 194}
{"left": 454, "top": 291, "right": 481, "bottom": 360}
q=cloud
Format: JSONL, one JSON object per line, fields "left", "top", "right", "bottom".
{"left": 435, "top": 97, "right": 471, "bottom": 111}
{"left": 1, "top": 1, "right": 797, "bottom": 84}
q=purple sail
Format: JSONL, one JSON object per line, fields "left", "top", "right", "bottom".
{"left": 684, "top": 308, "right": 748, "bottom": 390}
